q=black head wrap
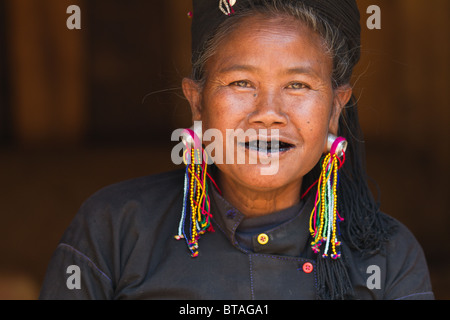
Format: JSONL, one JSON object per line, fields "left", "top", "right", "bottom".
{"left": 191, "top": 0, "right": 361, "bottom": 70}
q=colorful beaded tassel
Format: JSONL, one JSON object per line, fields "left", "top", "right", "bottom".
{"left": 309, "top": 138, "right": 346, "bottom": 260}
{"left": 174, "top": 128, "right": 215, "bottom": 258}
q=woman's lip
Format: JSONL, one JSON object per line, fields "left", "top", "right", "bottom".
{"left": 241, "top": 135, "right": 298, "bottom": 146}
{"left": 237, "top": 139, "right": 296, "bottom": 154}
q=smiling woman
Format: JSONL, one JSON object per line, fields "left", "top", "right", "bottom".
{"left": 39, "top": 0, "right": 434, "bottom": 300}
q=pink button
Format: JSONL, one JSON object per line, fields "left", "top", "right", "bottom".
{"left": 302, "top": 262, "right": 314, "bottom": 273}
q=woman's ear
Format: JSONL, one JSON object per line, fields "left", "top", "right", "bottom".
{"left": 182, "top": 77, "right": 203, "bottom": 122}
{"left": 329, "top": 84, "right": 353, "bottom": 135}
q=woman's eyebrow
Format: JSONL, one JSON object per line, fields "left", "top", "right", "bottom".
{"left": 283, "top": 66, "right": 321, "bottom": 78}
{"left": 217, "top": 64, "right": 258, "bottom": 74}
{"left": 216, "top": 64, "right": 321, "bottom": 78}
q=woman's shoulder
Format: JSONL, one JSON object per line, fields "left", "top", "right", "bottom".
{"left": 59, "top": 168, "right": 186, "bottom": 251}
{"left": 345, "top": 210, "right": 434, "bottom": 300}
{"left": 93, "top": 168, "right": 185, "bottom": 196}
{"left": 377, "top": 211, "right": 423, "bottom": 251}
{"left": 83, "top": 168, "right": 186, "bottom": 208}
{"left": 66, "top": 168, "right": 186, "bottom": 235}
{"left": 375, "top": 211, "right": 434, "bottom": 299}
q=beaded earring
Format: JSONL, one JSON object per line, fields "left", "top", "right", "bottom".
{"left": 308, "top": 134, "right": 347, "bottom": 260}
{"left": 174, "top": 127, "right": 218, "bottom": 257}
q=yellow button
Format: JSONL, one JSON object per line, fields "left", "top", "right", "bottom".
{"left": 257, "top": 233, "right": 269, "bottom": 245}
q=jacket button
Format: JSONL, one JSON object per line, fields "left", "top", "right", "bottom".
{"left": 257, "top": 233, "right": 269, "bottom": 245}
{"left": 302, "top": 262, "right": 313, "bottom": 273}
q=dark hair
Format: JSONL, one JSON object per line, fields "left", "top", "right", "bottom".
{"left": 189, "top": 1, "right": 395, "bottom": 300}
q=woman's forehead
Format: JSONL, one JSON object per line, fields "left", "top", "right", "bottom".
{"left": 205, "top": 15, "right": 332, "bottom": 78}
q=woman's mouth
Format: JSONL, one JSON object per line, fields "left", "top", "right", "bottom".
{"left": 239, "top": 139, "right": 296, "bottom": 154}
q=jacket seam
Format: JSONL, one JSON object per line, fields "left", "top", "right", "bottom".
{"left": 58, "top": 243, "right": 113, "bottom": 285}
{"left": 211, "top": 218, "right": 249, "bottom": 254}
{"left": 249, "top": 254, "right": 255, "bottom": 300}
{"left": 394, "top": 291, "right": 434, "bottom": 300}
{"left": 253, "top": 253, "right": 312, "bottom": 263}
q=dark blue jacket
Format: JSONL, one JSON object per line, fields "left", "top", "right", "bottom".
{"left": 39, "top": 169, "right": 434, "bottom": 300}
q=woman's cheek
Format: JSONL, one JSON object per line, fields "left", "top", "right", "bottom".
{"left": 203, "top": 93, "right": 252, "bottom": 128}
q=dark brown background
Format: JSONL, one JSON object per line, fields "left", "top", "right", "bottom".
{"left": 0, "top": 0, "right": 449, "bottom": 299}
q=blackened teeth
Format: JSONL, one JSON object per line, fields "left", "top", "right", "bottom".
{"left": 243, "top": 140, "right": 294, "bottom": 153}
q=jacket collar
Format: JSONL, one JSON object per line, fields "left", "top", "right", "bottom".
{"left": 209, "top": 180, "right": 315, "bottom": 258}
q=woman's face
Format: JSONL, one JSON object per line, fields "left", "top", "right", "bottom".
{"left": 183, "top": 15, "right": 352, "bottom": 193}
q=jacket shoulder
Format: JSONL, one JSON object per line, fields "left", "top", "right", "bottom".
{"left": 84, "top": 168, "right": 186, "bottom": 207}
{"left": 379, "top": 212, "right": 434, "bottom": 300}
{"left": 63, "top": 168, "right": 186, "bottom": 246}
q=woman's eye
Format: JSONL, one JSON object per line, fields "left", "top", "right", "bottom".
{"left": 230, "top": 80, "right": 252, "bottom": 88}
{"left": 287, "top": 82, "right": 310, "bottom": 90}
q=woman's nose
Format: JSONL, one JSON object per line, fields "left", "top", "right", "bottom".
{"left": 247, "top": 90, "right": 288, "bottom": 128}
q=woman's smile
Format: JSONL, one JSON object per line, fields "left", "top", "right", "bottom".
{"left": 239, "top": 139, "right": 296, "bottom": 154}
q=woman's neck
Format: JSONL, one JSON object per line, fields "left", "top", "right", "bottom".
{"left": 217, "top": 171, "right": 302, "bottom": 218}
